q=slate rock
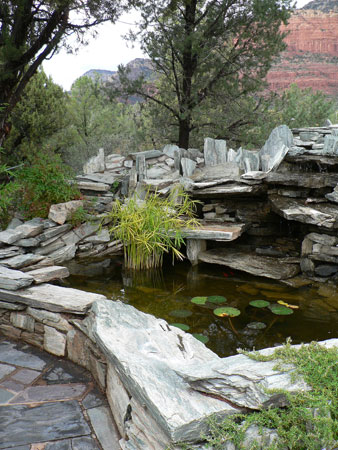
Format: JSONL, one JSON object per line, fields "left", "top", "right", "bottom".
{"left": 83, "top": 148, "right": 105, "bottom": 174}
{"left": 27, "top": 265, "right": 70, "bottom": 284}
{"left": 204, "top": 138, "right": 227, "bottom": 166}
{"left": 181, "top": 157, "right": 196, "bottom": 177}
{"left": 0, "top": 400, "right": 91, "bottom": 449}
{"left": 260, "top": 125, "right": 292, "bottom": 172}
{"left": 85, "top": 300, "right": 238, "bottom": 446}
{"left": 48, "top": 200, "right": 84, "bottom": 225}
{"left": 0, "top": 267, "right": 34, "bottom": 290}
{"left": 0, "top": 283, "right": 106, "bottom": 314}
{"left": 314, "top": 265, "right": 338, "bottom": 277}
{"left": 0, "top": 254, "right": 44, "bottom": 269}
{"left": 0, "top": 340, "right": 51, "bottom": 370}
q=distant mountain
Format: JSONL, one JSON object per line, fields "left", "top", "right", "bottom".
{"left": 81, "top": 3, "right": 338, "bottom": 99}
{"left": 266, "top": 2, "right": 338, "bottom": 97}
{"left": 81, "top": 58, "right": 154, "bottom": 85}
{"left": 302, "top": 0, "right": 338, "bottom": 13}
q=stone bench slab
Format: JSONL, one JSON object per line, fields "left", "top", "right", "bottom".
{"left": 0, "top": 284, "right": 106, "bottom": 314}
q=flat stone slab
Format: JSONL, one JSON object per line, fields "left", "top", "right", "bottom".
{"left": 27, "top": 265, "right": 70, "bottom": 284}
{"left": 265, "top": 172, "right": 338, "bottom": 188}
{"left": 0, "top": 267, "right": 34, "bottom": 291}
{"left": 0, "top": 363, "right": 15, "bottom": 381}
{"left": 198, "top": 248, "right": 300, "bottom": 280}
{"left": 87, "top": 405, "right": 121, "bottom": 450}
{"left": 0, "top": 400, "right": 91, "bottom": 449}
{"left": 0, "top": 253, "right": 44, "bottom": 269}
{"left": 0, "top": 341, "right": 51, "bottom": 370}
{"left": 0, "top": 284, "right": 106, "bottom": 314}
{"left": 171, "top": 223, "right": 247, "bottom": 241}
{"left": 76, "top": 172, "right": 117, "bottom": 185}
{"left": 10, "top": 384, "right": 87, "bottom": 403}
{"left": 44, "top": 436, "right": 100, "bottom": 450}
{"left": 76, "top": 181, "right": 110, "bottom": 192}
{"left": 192, "top": 183, "right": 266, "bottom": 198}
{"left": 270, "top": 195, "right": 338, "bottom": 229}
{"left": 86, "top": 300, "right": 238, "bottom": 445}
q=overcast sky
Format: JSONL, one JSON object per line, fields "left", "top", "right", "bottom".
{"left": 43, "top": 1, "right": 312, "bottom": 91}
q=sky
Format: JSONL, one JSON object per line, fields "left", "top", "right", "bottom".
{"left": 43, "top": 1, "right": 312, "bottom": 91}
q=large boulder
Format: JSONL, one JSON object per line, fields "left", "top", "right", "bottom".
{"left": 48, "top": 200, "right": 84, "bottom": 225}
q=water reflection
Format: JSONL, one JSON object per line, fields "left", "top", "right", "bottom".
{"left": 66, "top": 258, "right": 338, "bottom": 357}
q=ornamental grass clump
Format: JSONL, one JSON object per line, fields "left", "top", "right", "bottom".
{"left": 105, "top": 187, "right": 199, "bottom": 270}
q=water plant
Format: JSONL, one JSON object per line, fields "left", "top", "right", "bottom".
{"left": 104, "top": 186, "right": 199, "bottom": 270}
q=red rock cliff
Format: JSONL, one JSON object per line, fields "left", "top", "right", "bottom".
{"left": 267, "top": 10, "right": 338, "bottom": 96}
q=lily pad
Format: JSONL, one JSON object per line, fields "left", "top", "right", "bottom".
{"left": 171, "top": 323, "right": 190, "bottom": 331}
{"left": 169, "top": 309, "right": 193, "bottom": 318}
{"left": 192, "top": 333, "right": 209, "bottom": 344}
{"left": 191, "top": 296, "right": 208, "bottom": 305}
{"left": 247, "top": 322, "right": 267, "bottom": 330}
{"left": 207, "top": 295, "right": 227, "bottom": 304}
{"left": 213, "top": 307, "right": 241, "bottom": 317}
{"left": 268, "top": 304, "right": 294, "bottom": 316}
{"left": 249, "top": 300, "right": 270, "bottom": 308}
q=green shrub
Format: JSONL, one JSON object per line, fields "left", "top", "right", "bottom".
{"left": 104, "top": 187, "right": 199, "bottom": 270}
{"left": 69, "top": 205, "right": 87, "bottom": 227}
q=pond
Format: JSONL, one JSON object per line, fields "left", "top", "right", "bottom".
{"left": 65, "top": 257, "right": 338, "bottom": 357}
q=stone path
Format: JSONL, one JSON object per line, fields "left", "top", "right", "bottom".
{"left": 0, "top": 337, "right": 121, "bottom": 450}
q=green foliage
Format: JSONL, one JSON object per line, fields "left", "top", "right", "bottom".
{"left": 14, "top": 150, "right": 80, "bottom": 220}
{"left": 69, "top": 205, "right": 87, "bottom": 228}
{"left": 104, "top": 187, "right": 199, "bottom": 270}
{"left": 0, "top": 0, "right": 132, "bottom": 145}
{"left": 3, "top": 69, "right": 68, "bottom": 165}
{"left": 118, "top": 0, "right": 293, "bottom": 148}
{"left": 199, "top": 341, "right": 338, "bottom": 450}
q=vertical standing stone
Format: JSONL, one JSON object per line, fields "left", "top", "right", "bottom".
{"left": 136, "top": 154, "right": 147, "bottom": 182}
{"left": 44, "top": 326, "right": 66, "bottom": 356}
{"left": 186, "top": 239, "right": 207, "bottom": 265}
{"left": 174, "top": 149, "right": 182, "bottom": 172}
{"left": 128, "top": 167, "right": 138, "bottom": 197}
{"left": 204, "top": 138, "right": 227, "bottom": 166}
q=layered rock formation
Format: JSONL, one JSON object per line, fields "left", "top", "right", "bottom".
{"left": 267, "top": 4, "right": 338, "bottom": 96}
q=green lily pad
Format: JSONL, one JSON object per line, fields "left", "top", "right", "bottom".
{"left": 268, "top": 304, "right": 294, "bottom": 315}
{"left": 169, "top": 309, "right": 193, "bottom": 318}
{"left": 192, "top": 333, "right": 209, "bottom": 344}
{"left": 247, "top": 322, "right": 267, "bottom": 330}
{"left": 171, "top": 323, "right": 190, "bottom": 331}
{"left": 207, "top": 295, "right": 227, "bottom": 304}
{"left": 249, "top": 300, "right": 270, "bottom": 308}
{"left": 213, "top": 307, "right": 241, "bottom": 317}
{"left": 191, "top": 296, "right": 208, "bottom": 305}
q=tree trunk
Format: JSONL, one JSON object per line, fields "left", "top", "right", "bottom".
{"left": 178, "top": 119, "right": 190, "bottom": 149}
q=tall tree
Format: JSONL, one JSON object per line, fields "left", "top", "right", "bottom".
{"left": 0, "top": 0, "right": 134, "bottom": 147}
{"left": 118, "top": 0, "right": 293, "bottom": 148}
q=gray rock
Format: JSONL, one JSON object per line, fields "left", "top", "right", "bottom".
{"left": 35, "top": 238, "right": 66, "bottom": 256}
{"left": 83, "top": 229, "right": 110, "bottom": 244}
{"left": 146, "top": 166, "right": 169, "bottom": 179}
{"left": 260, "top": 125, "right": 292, "bottom": 172}
{"left": 105, "top": 154, "right": 125, "bottom": 170}
{"left": 162, "top": 144, "right": 180, "bottom": 159}
{"left": 204, "top": 138, "right": 227, "bottom": 166}
{"left": 130, "top": 150, "right": 163, "bottom": 160}
{"left": 27, "top": 265, "right": 70, "bottom": 284}
{"left": 76, "top": 181, "right": 110, "bottom": 192}
{"left": 0, "top": 400, "right": 91, "bottom": 448}
{"left": 314, "top": 265, "right": 338, "bottom": 277}
{"left": 0, "top": 300, "right": 25, "bottom": 310}
{"left": 0, "top": 253, "right": 44, "bottom": 269}
{"left": 191, "top": 163, "right": 240, "bottom": 182}
{"left": 48, "top": 244, "right": 77, "bottom": 264}
{"left": 86, "top": 300, "right": 238, "bottom": 446}
{"left": 265, "top": 172, "right": 338, "bottom": 189}
{"left": 87, "top": 405, "right": 121, "bottom": 450}
{"left": 83, "top": 148, "right": 105, "bottom": 174}
{"left": 192, "top": 183, "right": 265, "bottom": 198}
{"left": 0, "top": 229, "right": 24, "bottom": 245}
{"left": 44, "top": 325, "right": 66, "bottom": 356}
{"left": 6, "top": 218, "right": 23, "bottom": 229}
{"left": 15, "top": 237, "right": 39, "bottom": 247}
{"left": 76, "top": 172, "right": 117, "bottom": 185}
{"left": 177, "top": 351, "right": 309, "bottom": 410}
{"left": 0, "top": 283, "right": 106, "bottom": 314}
{"left": 10, "top": 312, "right": 35, "bottom": 331}
{"left": 323, "top": 134, "right": 338, "bottom": 155}
{"left": 27, "top": 307, "right": 72, "bottom": 332}
{"left": 198, "top": 249, "right": 299, "bottom": 280}
{"left": 0, "top": 246, "right": 24, "bottom": 259}
{"left": 0, "top": 267, "right": 34, "bottom": 290}
{"left": 181, "top": 157, "right": 196, "bottom": 177}
{"left": 48, "top": 200, "right": 84, "bottom": 225}
{"left": 270, "top": 195, "right": 338, "bottom": 229}
{"left": 36, "top": 224, "right": 71, "bottom": 243}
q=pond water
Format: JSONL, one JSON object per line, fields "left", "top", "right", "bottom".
{"left": 66, "top": 257, "right": 338, "bottom": 357}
